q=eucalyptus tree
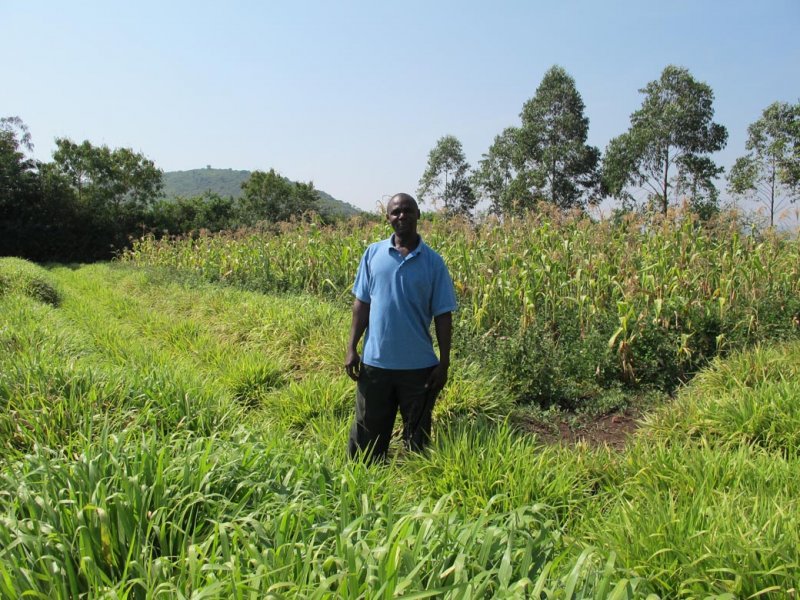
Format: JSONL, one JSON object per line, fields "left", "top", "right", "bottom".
{"left": 516, "top": 65, "right": 601, "bottom": 209}
{"left": 473, "top": 66, "right": 600, "bottom": 215}
{"left": 674, "top": 155, "right": 724, "bottom": 219}
{"left": 603, "top": 65, "right": 728, "bottom": 214}
{"left": 417, "top": 135, "right": 476, "bottom": 217}
{"left": 728, "top": 100, "right": 800, "bottom": 227}
{"left": 472, "top": 127, "right": 526, "bottom": 215}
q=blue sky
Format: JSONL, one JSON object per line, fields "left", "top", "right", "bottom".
{"left": 2, "top": 1, "right": 798, "bottom": 212}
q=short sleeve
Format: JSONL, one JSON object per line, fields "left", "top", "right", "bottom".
{"left": 431, "top": 257, "right": 458, "bottom": 316}
{"left": 352, "top": 249, "right": 371, "bottom": 303}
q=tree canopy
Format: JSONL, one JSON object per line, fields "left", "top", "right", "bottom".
{"left": 602, "top": 65, "right": 728, "bottom": 215}
{"left": 417, "top": 135, "right": 476, "bottom": 217}
{"left": 473, "top": 66, "right": 600, "bottom": 214}
{"left": 52, "top": 138, "right": 163, "bottom": 217}
{"left": 1, "top": 116, "right": 359, "bottom": 260}
{"left": 240, "top": 168, "right": 319, "bottom": 224}
{"left": 728, "top": 100, "right": 800, "bottom": 227}
{"left": 0, "top": 117, "right": 37, "bottom": 218}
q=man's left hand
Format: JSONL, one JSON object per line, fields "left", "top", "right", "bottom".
{"left": 425, "top": 363, "right": 449, "bottom": 395}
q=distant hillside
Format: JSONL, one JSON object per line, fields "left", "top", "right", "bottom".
{"left": 161, "top": 168, "right": 361, "bottom": 217}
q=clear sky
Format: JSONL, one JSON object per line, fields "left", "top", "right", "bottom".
{"left": 2, "top": 0, "right": 798, "bottom": 213}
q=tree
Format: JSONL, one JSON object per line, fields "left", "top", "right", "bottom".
{"left": 1, "top": 117, "right": 40, "bottom": 257}
{"left": 603, "top": 65, "right": 728, "bottom": 215}
{"left": 1, "top": 118, "right": 92, "bottom": 260}
{"left": 728, "top": 101, "right": 800, "bottom": 227}
{"left": 417, "top": 135, "right": 476, "bottom": 217}
{"left": 516, "top": 65, "right": 601, "bottom": 209}
{"left": 240, "top": 168, "right": 319, "bottom": 223}
{"left": 0, "top": 116, "right": 36, "bottom": 215}
{"left": 473, "top": 66, "right": 600, "bottom": 214}
{"left": 674, "top": 155, "right": 724, "bottom": 219}
{"left": 52, "top": 138, "right": 163, "bottom": 217}
{"left": 471, "top": 128, "right": 519, "bottom": 215}
{"left": 49, "top": 138, "right": 163, "bottom": 257}
{"left": 148, "top": 192, "right": 236, "bottom": 235}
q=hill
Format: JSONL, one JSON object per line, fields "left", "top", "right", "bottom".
{"left": 161, "top": 168, "right": 362, "bottom": 217}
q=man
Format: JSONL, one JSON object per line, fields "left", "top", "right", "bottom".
{"left": 345, "top": 193, "right": 457, "bottom": 461}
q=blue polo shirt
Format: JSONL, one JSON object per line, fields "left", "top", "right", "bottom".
{"left": 353, "top": 235, "right": 457, "bottom": 370}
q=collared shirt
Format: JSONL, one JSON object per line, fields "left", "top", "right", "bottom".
{"left": 353, "top": 235, "right": 457, "bottom": 370}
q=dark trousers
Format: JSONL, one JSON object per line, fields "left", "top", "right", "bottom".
{"left": 348, "top": 364, "right": 437, "bottom": 461}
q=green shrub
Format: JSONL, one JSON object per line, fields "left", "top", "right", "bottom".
{"left": 485, "top": 312, "right": 618, "bottom": 409}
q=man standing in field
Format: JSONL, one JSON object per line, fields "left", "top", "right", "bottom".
{"left": 345, "top": 193, "right": 457, "bottom": 461}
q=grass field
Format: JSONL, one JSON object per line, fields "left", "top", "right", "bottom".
{"left": 1, "top": 254, "right": 799, "bottom": 598}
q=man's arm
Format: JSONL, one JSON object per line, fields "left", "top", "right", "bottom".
{"left": 426, "top": 311, "right": 452, "bottom": 393}
{"left": 345, "top": 299, "right": 370, "bottom": 381}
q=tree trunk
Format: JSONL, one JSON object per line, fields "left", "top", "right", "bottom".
{"left": 769, "top": 155, "right": 776, "bottom": 228}
{"left": 661, "top": 148, "right": 669, "bottom": 215}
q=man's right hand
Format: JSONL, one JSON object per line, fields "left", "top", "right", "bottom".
{"left": 345, "top": 350, "right": 361, "bottom": 381}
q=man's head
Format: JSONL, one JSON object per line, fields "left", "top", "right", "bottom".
{"left": 386, "top": 193, "right": 420, "bottom": 236}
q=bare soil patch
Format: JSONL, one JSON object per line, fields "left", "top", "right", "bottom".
{"left": 516, "top": 408, "right": 642, "bottom": 450}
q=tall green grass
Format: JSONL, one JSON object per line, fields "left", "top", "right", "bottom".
{"left": 581, "top": 441, "right": 800, "bottom": 598}
{"left": 643, "top": 342, "right": 800, "bottom": 458}
{"left": 0, "top": 256, "right": 62, "bottom": 305}
{"left": 2, "top": 259, "right": 799, "bottom": 598}
{"left": 1, "top": 426, "right": 647, "bottom": 599}
{"left": 579, "top": 341, "right": 800, "bottom": 597}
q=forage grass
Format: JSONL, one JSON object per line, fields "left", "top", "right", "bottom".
{"left": 580, "top": 441, "right": 800, "bottom": 598}
{"left": 643, "top": 341, "right": 800, "bottom": 457}
{"left": 433, "top": 361, "right": 515, "bottom": 423}
{"left": 0, "top": 425, "right": 628, "bottom": 599}
{"left": 576, "top": 342, "right": 800, "bottom": 597}
{"left": 3, "top": 259, "right": 799, "bottom": 598}
{"left": 259, "top": 373, "right": 353, "bottom": 432}
{"left": 402, "top": 420, "right": 617, "bottom": 528}
{"left": 0, "top": 256, "right": 62, "bottom": 306}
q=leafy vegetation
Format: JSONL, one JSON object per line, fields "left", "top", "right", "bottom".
{"left": 1, "top": 258, "right": 799, "bottom": 597}
{"left": 1, "top": 122, "right": 162, "bottom": 261}
{"left": 4, "top": 64, "right": 798, "bottom": 264}
{"left": 124, "top": 208, "right": 800, "bottom": 409}
{"left": 418, "top": 135, "right": 477, "bottom": 217}
{"left": 0, "top": 128, "right": 360, "bottom": 262}
{"left": 0, "top": 256, "right": 61, "bottom": 305}
{"left": 471, "top": 65, "right": 601, "bottom": 214}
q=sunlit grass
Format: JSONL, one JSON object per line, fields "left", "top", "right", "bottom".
{"left": 1, "top": 258, "right": 799, "bottom": 598}
{"left": 581, "top": 441, "right": 800, "bottom": 598}
{"left": 643, "top": 341, "right": 800, "bottom": 458}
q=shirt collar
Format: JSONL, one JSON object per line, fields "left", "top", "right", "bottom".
{"left": 388, "top": 234, "right": 425, "bottom": 256}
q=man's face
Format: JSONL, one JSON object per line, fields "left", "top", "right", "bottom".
{"left": 386, "top": 196, "right": 419, "bottom": 235}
